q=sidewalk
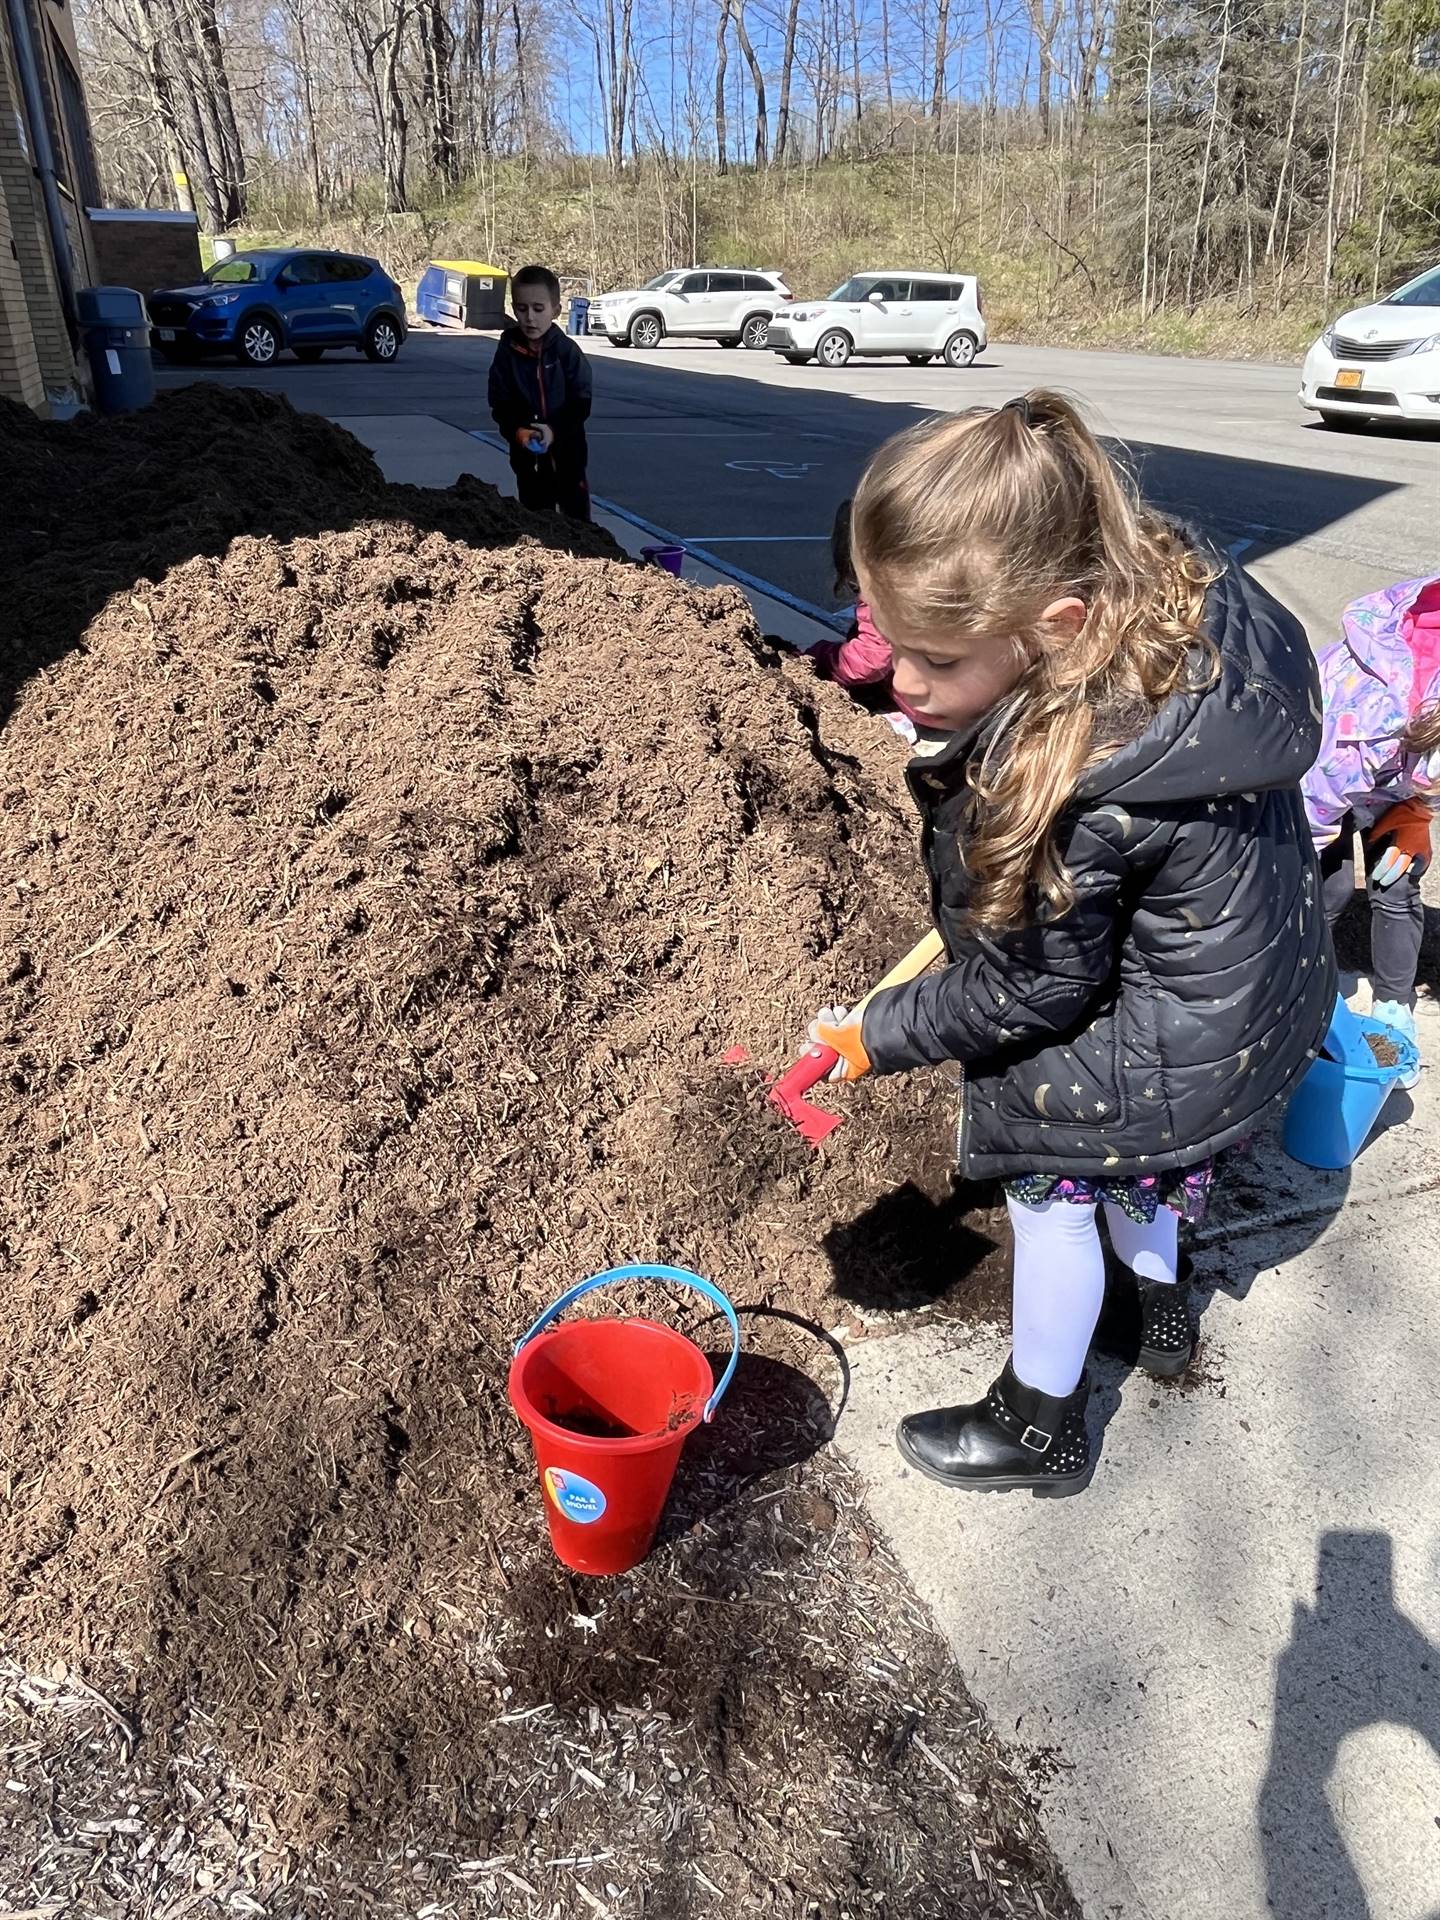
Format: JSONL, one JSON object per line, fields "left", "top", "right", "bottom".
{"left": 836, "top": 994, "right": 1440, "bottom": 1920}
{"left": 331, "top": 412, "right": 837, "bottom": 651}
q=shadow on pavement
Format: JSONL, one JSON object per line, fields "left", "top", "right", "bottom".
{"left": 1259, "top": 1529, "right": 1440, "bottom": 1920}
{"left": 154, "top": 335, "right": 1406, "bottom": 619}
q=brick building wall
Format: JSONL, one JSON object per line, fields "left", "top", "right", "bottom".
{"left": 0, "top": 0, "right": 98, "bottom": 411}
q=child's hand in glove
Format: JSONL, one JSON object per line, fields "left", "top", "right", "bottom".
{"left": 807, "top": 1005, "right": 871, "bottom": 1082}
{"left": 1367, "top": 797, "right": 1434, "bottom": 887}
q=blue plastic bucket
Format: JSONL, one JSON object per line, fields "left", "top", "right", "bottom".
{"left": 1282, "top": 995, "right": 1419, "bottom": 1169}
{"left": 640, "top": 544, "right": 686, "bottom": 577}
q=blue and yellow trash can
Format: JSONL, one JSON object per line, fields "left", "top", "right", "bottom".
{"left": 415, "top": 261, "right": 509, "bottom": 331}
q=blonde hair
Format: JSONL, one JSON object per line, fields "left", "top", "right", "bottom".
{"left": 852, "top": 389, "right": 1219, "bottom": 934}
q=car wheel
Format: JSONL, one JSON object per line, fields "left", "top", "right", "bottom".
{"left": 943, "top": 330, "right": 978, "bottom": 368}
{"left": 906, "top": 353, "right": 935, "bottom": 366}
{"left": 295, "top": 346, "right": 325, "bottom": 363}
{"left": 364, "top": 315, "right": 402, "bottom": 362}
{"left": 719, "top": 336, "right": 740, "bottom": 349}
{"left": 236, "top": 317, "right": 280, "bottom": 367}
{"left": 783, "top": 352, "right": 811, "bottom": 366}
{"left": 1319, "top": 410, "right": 1364, "bottom": 431}
{"left": 629, "top": 312, "right": 664, "bottom": 349}
{"left": 816, "top": 329, "right": 852, "bottom": 369}
{"left": 741, "top": 313, "right": 770, "bottom": 350}
{"left": 607, "top": 335, "right": 631, "bottom": 348}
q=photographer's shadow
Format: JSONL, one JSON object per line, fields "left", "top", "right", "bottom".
{"left": 1259, "top": 1529, "right": 1440, "bottom": 1919}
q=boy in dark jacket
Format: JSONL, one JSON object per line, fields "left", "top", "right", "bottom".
{"left": 488, "top": 264, "right": 592, "bottom": 521}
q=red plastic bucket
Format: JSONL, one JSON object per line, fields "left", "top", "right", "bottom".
{"left": 508, "top": 1264, "right": 740, "bottom": 1576}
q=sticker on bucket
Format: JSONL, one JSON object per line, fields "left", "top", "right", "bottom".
{"left": 544, "top": 1467, "right": 607, "bottom": 1524}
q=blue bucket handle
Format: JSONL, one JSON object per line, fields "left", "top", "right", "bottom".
{"left": 514, "top": 1263, "right": 740, "bottom": 1424}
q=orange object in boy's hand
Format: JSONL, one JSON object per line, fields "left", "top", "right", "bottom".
{"left": 1367, "top": 797, "right": 1434, "bottom": 887}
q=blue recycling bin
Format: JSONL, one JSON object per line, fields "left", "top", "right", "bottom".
{"left": 78, "top": 286, "right": 155, "bottom": 414}
{"left": 568, "top": 295, "right": 591, "bottom": 337}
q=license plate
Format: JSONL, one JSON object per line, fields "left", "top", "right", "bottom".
{"left": 158, "top": 328, "right": 176, "bottom": 342}
{"left": 1336, "top": 368, "right": 1363, "bottom": 390}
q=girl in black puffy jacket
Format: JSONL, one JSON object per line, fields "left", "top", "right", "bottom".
{"left": 808, "top": 391, "right": 1333, "bottom": 1495}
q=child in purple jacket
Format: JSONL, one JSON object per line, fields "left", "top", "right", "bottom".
{"left": 1303, "top": 575, "right": 1440, "bottom": 1082}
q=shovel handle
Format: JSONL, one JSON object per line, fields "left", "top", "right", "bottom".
{"left": 850, "top": 928, "right": 947, "bottom": 1016}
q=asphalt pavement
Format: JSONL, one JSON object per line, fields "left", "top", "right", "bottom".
{"left": 157, "top": 329, "right": 1438, "bottom": 646}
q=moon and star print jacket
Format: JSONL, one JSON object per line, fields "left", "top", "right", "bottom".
{"left": 859, "top": 561, "right": 1336, "bottom": 1181}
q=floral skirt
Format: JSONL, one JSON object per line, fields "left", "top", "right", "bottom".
{"left": 1004, "top": 1160, "right": 1217, "bottom": 1226}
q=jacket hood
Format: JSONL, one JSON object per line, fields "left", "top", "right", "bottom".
{"left": 1075, "top": 561, "right": 1320, "bottom": 807}
{"left": 1340, "top": 575, "right": 1440, "bottom": 679}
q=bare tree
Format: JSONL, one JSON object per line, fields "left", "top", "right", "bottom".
{"left": 714, "top": 0, "right": 731, "bottom": 170}
{"left": 732, "top": 0, "right": 769, "bottom": 162}
{"left": 775, "top": 0, "right": 803, "bottom": 159}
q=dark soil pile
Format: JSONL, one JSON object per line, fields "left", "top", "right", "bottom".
{"left": 0, "top": 392, "right": 1024, "bottom": 1889}
{"left": 0, "top": 384, "right": 617, "bottom": 720}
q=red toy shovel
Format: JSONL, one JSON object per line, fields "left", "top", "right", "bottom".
{"left": 768, "top": 930, "right": 946, "bottom": 1146}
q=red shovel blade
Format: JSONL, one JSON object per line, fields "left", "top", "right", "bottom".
{"left": 768, "top": 1044, "right": 844, "bottom": 1146}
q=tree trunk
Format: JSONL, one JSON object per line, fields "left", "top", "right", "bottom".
{"left": 932, "top": 0, "right": 951, "bottom": 118}
{"left": 420, "top": 0, "right": 458, "bottom": 180}
{"left": 714, "top": 0, "right": 731, "bottom": 173}
{"left": 1026, "top": 0, "right": 1061, "bottom": 137}
{"left": 1324, "top": 0, "right": 1355, "bottom": 291}
{"left": 1140, "top": 0, "right": 1156, "bottom": 315}
{"left": 1266, "top": 0, "right": 1308, "bottom": 261}
{"left": 733, "top": 0, "right": 768, "bottom": 164}
{"left": 775, "top": 0, "right": 802, "bottom": 161}
{"left": 1185, "top": 0, "right": 1231, "bottom": 307}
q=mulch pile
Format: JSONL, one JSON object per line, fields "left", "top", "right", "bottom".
{"left": 0, "top": 390, "right": 1060, "bottom": 1916}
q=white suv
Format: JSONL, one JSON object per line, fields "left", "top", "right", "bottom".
{"left": 588, "top": 269, "right": 793, "bottom": 350}
{"left": 767, "top": 271, "right": 987, "bottom": 369}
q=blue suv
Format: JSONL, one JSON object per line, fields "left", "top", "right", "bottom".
{"left": 148, "top": 249, "right": 407, "bottom": 368}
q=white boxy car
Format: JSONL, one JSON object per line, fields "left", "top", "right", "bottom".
{"left": 1299, "top": 263, "right": 1440, "bottom": 428}
{"left": 587, "top": 269, "right": 793, "bottom": 350}
{"left": 766, "top": 271, "right": 987, "bottom": 369}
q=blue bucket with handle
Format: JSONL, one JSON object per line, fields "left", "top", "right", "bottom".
{"left": 1282, "top": 995, "right": 1418, "bottom": 1169}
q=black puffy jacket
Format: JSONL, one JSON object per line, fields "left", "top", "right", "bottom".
{"left": 861, "top": 562, "right": 1335, "bottom": 1180}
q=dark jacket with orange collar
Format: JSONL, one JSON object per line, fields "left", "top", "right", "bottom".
{"left": 488, "top": 324, "right": 593, "bottom": 452}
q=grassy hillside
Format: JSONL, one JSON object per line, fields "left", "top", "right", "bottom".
{"left": 228, "top": 153, "right": 1333, "bottom": 364}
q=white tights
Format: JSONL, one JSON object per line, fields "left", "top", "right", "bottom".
{"left": 1007, "top": 1195, "right": 1179, "bottom": 1398}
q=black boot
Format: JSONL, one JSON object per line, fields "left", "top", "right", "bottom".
{"left": 1095, "top": 1266, "right": 1195, "bottom": 1378}
{"left": 895, "top": 1359, "right": 1092, "bottom": 1495}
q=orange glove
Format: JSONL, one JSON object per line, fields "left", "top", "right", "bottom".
{"left": 807, "top": 1005, "right": 871, "bottom": 1082}
{"left": 1367, "top": 798, "right": 1434, "bottom": 887}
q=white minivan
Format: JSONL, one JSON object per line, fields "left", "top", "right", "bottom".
{"left": 1299, "top": 263, "right": 1440, "bottom": 428}
{"left": 766, "top": 271, "right": 987, "bottom": 369}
